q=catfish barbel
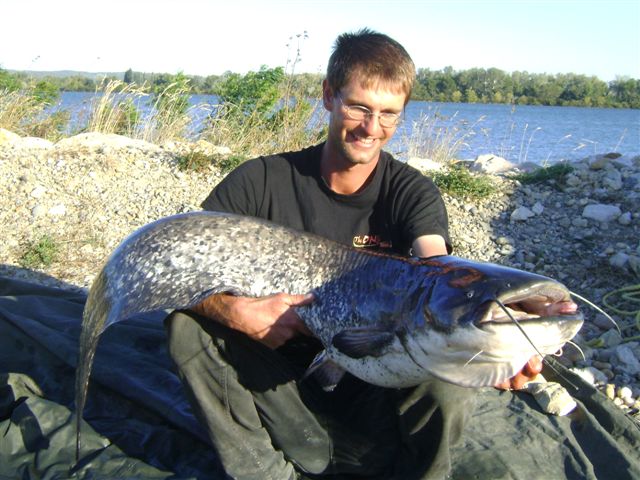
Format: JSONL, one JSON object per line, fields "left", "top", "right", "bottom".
{"left": 74, "top": 211, "right": 584, "bottom": 458}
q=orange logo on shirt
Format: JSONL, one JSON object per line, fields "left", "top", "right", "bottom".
{"left": 352, "top": 234, "right": 392, "bottom": 249}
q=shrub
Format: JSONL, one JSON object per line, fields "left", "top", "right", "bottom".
{"left": 204, "top": 64, "right": 326, "bottom": 158}
{"left": 20, "top": 235, "right": 59, "bottom": 269}
{"left": 432, "top": 165, "right": 497, "bottom": 199}
{"left": 176, "top": 150, "right": 218, "bottom": 172}
{"left": 216, "top": 66, "right": 285, "bottom": 118}
{"left": 513, "top": 163, "right": 574, "bottom": 185}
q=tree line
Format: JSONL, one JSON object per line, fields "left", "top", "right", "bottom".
{"left": 3, "top": 66, "right": 639, "bottom": 109}
{"left": 413, "top": 67, "right": 640, "bottom": 108}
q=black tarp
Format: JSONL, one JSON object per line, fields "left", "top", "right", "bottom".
{"left": 0, "top": 276, "right": 638, "bottom": 479}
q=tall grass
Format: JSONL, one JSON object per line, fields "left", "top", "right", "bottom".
{"left": 203, "top": 88, "right": 326, "bottom": 158}
{"left": 0, "top": 88, "right": 68, "bottom": 140}
{"left": 403, "top": 109, "right": 485, "bottom": 165}
{"left": 85, "top": 79, "right": 146, "bottom": 137}
{"left": 85, "top": 78, "right": 199, "bottom": 143}
{"left": 139, "top": 78, "right": 199, "bottom": 143}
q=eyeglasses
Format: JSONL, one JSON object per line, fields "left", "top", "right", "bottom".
{"left": 336, "top": 93, "right": 402, "bottom": 128}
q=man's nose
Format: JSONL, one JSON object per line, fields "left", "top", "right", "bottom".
{"left": 361, "top": 113, "right": 384, "bottom": 136}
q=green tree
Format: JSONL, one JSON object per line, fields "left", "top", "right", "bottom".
{"left": 124, "top": 68, "right": 134, "bottom": 84}
{"left": 0, "top": 68, "right": 21, "bottom": 91}
{"left": 609, "top": 77, "right": 640, "bottom": 108}
{"left": 215, "top": 66, "right": 285, "bottom": 117}
{"left": 32, "top": 80, "right": 60, "bottom": 105}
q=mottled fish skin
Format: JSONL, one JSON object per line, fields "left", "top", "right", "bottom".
{"left": 75, "top": 211, "right": 584, "bottom": 459}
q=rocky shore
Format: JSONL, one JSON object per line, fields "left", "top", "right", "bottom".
{"left": 1, "top": 128, "right": 639, "bottom": 422}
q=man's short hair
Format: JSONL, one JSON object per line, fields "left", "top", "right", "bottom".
{"left": 326, "top": 28, "right": 415, "bottom": 104}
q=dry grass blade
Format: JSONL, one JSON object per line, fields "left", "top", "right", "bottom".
{"left": 403, "top": 109, "right": 485, "bottom": 166}
{"left": 0, "top": 89, "right": 46, "bottom": 133}
{"left": 85, "top": 79, "right": 148, "bottom": 137}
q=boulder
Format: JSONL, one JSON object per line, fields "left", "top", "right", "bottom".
{"left": 407, "top": 157, "right": 444, "bottom": 172}
{"left": 510, "top": 206, "right": 535, "bottom": 221}
{"left": 470, "top": 154, "right": 515, "bottom": 174}
{"left": 55, "top": 132, "right": 160, "bottom": 152}
{"left": 0, "top": 128, "right": 21, "bottom": 145}
{"left": 20, "top": 136, "right": 54, "bottom": 149}
{"left": 582, "top": 204, "right": 622, "bottom": 222}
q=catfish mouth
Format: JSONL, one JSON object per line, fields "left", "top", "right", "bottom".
{"left": 477, "top": 282, "right": 584, "bottom": 326}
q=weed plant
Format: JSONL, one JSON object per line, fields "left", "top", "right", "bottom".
{"left": 432, "top": 165, "right": 497, "bottom": 199}
{"left": 513, "top": 162, "right": 574, "bottom": 185}
{"left": 20, "top": 235, "right": 59, "bottom": 269}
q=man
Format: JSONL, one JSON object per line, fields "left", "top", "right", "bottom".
{"left": 166, "top": 29, "right": 538, "bottom": 479}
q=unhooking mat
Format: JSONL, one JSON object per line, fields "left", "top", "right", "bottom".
{"left": 0, "top": 276, "right": 639, "bottom": 480}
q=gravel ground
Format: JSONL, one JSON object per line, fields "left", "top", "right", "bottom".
{"left": 1, "top": 129, "right": 639, "bottom": 421}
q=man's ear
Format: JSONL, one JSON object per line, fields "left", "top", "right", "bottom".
{"left": 322, "top": 79, "right": 334, "bottom": 111}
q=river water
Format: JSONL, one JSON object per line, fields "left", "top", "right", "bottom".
{"left": 53, "top": 91, "right": 639, "bottom": 165}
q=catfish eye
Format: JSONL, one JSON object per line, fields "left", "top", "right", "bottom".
{"left": 466, "top": 291, "right": 474, "bottom": 299}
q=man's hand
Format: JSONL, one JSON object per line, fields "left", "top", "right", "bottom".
{"left": 495, "top": 300, "right": 577, "bottom": 390}
{"left": 495, "top": 355, "right": 543, "bottom": 390}
{"left": 191, "top": 292, "right": 315, "bottom": 349}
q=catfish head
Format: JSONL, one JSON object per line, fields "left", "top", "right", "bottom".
{"left": 398, "top": 256, "right": 584, "bottom": 387}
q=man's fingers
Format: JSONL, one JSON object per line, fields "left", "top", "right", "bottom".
{"left": 523, "top": 355, "right": 543, "bottom": 376}
{"left": 286, "top": 292, "right": 316, "bottom": 307}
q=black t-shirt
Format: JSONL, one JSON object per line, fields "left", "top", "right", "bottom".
{"left": 202, "top": 143, "right": 451, "bottom": 256}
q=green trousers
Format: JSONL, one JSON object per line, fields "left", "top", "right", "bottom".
{"left": 165, "top": 310, "right": 476, "bottom": 480}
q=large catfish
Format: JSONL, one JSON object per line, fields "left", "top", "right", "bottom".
{"left": 74, "top": 211, "right": 583, "bottom": 457}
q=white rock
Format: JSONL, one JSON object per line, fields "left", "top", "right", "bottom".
{"left": 407, "top": 157, "right": 444, "bottom": 172}
{"left": 609, "top": 252, "right": 629, "bottom": 268}
{"left": 0, "top": 128, "right": 21, "bottom": 145}
{"left": 571, "top": 218, "right": 589, "bottom": 228}
{"left": 601, "top": 329, "right": 623, "bottom": 348}
{"left": 582, "top": 204, "right": 622, "bottom": 222}
{"left": 618, "top": 212, "right": 632, "bottom": 225}
{"left": 48, "top": 204, "right": 66, "bottom": 216}
{"left": 525, "top": 379, "right": 577, "bottom": 416}
{"left": 618, "top": 386, "right": 633, "bottom": 400}
{"left": 20, "top": 136, "right": 54, "bottom": 149}
{"left": 31, "top": 205, "right": 45, "bottom": 217}
{"left": 615, "top": 345, "right": 640, "bottom": 375}
{"left": 602, "top": 169, "right": 623, "bottom": 190}
{"left": 532, "top": 201, "right": 544, "bottom": 215}
{"left": 470, "top": 154, "right": 515, "bottom": 174}
{"left": 510, "top": 206, "right": 535, "bottom": 221}
{"left": 30, "top": 185, "right": 46, "bottom": 199}
{"left": 55, "top": 132, "right": 161, "bottom": 152}
{"left": 570, "top": 367, "right": 608, "bottom": 385}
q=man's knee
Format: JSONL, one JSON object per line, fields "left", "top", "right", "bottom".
{"left": 165, "top": 310, "right": 210, "bottom": 367}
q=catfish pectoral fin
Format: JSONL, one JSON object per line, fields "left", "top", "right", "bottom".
{"left": 332, "top": 328, "right": 395, "bottom": 359}
{"left": 304, "top": 350, "right": 346, "bottom": 391}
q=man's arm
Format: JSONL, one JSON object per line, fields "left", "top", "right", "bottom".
{"left": 411, "top": 234, "right": 448, "bottom": 258}
{"left": 190, "top": 292, "right": 314, "bottom": 349}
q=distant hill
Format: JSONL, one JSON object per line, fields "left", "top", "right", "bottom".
{"left": 8, "top": 70, "right": 125, "bottom": 80}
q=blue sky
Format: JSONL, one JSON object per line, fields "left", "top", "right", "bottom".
{"left": 2, "top": 0, "right": 638, "bottom": 81}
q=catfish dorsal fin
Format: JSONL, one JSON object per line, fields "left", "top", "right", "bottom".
{"left": 303, "top": 350, "right": 346, "bottom": 392}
